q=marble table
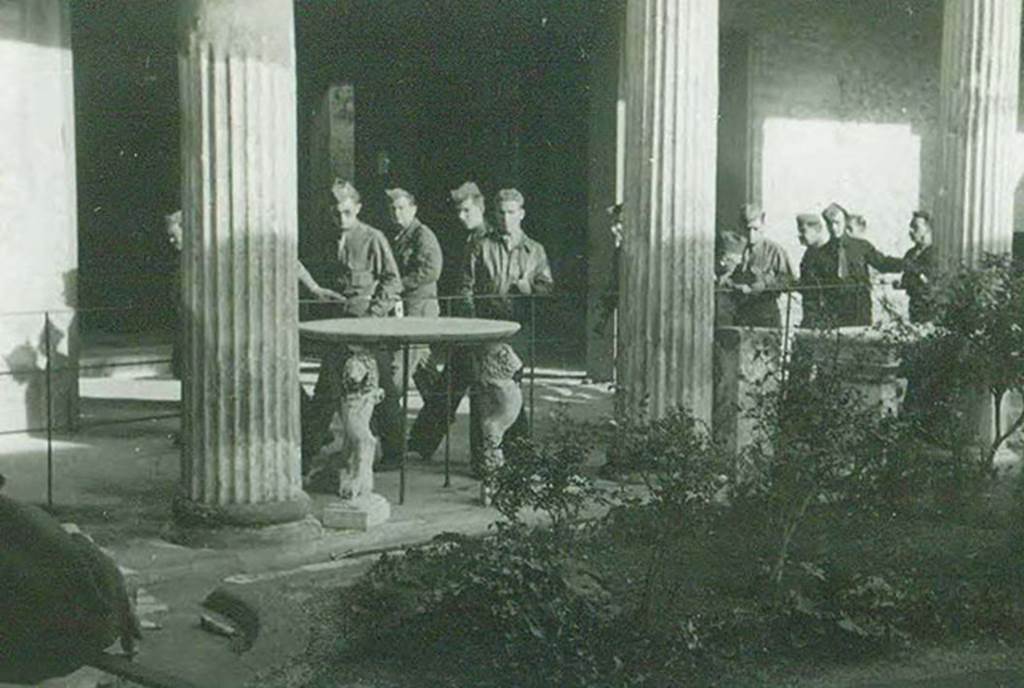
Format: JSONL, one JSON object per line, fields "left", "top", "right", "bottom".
{"left": 299, "top": 316, "right": 521, "bottom": 504}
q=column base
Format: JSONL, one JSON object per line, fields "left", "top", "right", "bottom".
{"left": 167, "top": 514, "right": 323, "bottom": 549}
{"left": 321, "top": 493, "right": 390, "bottom": 531}
{"left": 169, "top": 492, "right": 321, "bottom": 547}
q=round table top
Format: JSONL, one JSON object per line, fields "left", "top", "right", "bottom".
{"left": 299, "top": 316, "right": 521, "bottom": 344}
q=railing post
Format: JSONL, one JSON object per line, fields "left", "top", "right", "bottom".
{"left": 44, "top": 310, "right": 53, "bottom": 509}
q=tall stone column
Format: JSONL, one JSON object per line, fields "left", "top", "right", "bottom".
{"left": 174, "top": 0, "right": 317, "bottom": 542}
{"left": 0, "top": 1, "right": 79, "bottom": 436}
{"left": 618, "top": 0, "right": 719, "bottom": 422}
{"left": 936, "top": 0, "right": 1022, "bottom": 266}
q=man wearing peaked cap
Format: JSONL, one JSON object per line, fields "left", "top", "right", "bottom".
{"left": 299, "top": 180, "right": 406, "bottom": 484}
{"left": 816, "top": 201, "right": 903, "bottom": 327}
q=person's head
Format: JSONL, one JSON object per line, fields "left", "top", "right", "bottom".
{"left": 386, "top": 188, "right": 418, "bottom": 229}
{"left": 847, "top": 214, "right": 867, "bottom": 237}
{"left": 496, "top": 188, "right": 526, "bottom": 235}
{"left": 738, "top": 203, "right": 765, "bottom": 244}
{"left": 164, "top": 210, "right": 183, "bottom": 252}
{"left": 821, "top": 202, "right": 848, "bottom": 239}
{"left": 451, "top": 181, "right": 485, "bottom": 231}
{"left": 797, "top": 214, "right": 827, "bottom": 248}
{"left": 909, "top": 210, "right": 933, "bottom": 247}
{"left": 330, "top": 180, "right": 362, "bottom": 230}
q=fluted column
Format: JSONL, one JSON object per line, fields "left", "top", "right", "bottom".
{"left": 618, "top": 0, "right": 719, "bottom": 422}
{"left": 174, "top": 0, "right": 313, "bottom": 536}
{"left": 936, "top": 0, "right": 1021, "bottom": 266}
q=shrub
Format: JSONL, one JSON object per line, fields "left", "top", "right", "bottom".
{"left": 896, "top": 254, "right": 1024, "bottom": 470}
{"left": 492, "top": 407, "right": 601, "bottom": 533}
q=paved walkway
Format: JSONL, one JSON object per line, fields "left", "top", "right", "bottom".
{"left": 0, "top": 365, "right": 612, "bottom": 688}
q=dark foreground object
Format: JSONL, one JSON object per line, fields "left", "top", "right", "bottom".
{"left": 0, "top": 481, "right": 140, "bottom": 684}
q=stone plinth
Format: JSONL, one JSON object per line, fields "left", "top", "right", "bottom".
{"left": 712, "top": 327, "right": 784, "bottom": 454}
{"left": 322, "top": 494, "right": 390, "bottom": 531}
{"left": 936, "top": 0, "right": 1022, "bottom": 266}
{"left": 791, "top": 327, "right": 905, "bottom": 415}
{"left": 0, "top": 0, "right": 79, "bottom": 434}
{"left": 618, "top": 0, "right": 719, "bottom": 422}
{"left": 174, "top": 0, "right": 312, "bottom": 538}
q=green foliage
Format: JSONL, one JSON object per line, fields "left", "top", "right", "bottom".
{"left": 736, "top": 348, "right": 921, "bottom": 590}
{"left": 347, "top": 523, "right": 620, "bottom": 688}
{"left": 897, "top": 254, "right": 1024, "bottom": 468}
{"left": 492, "top": 408, "right": 601, "bottom": 532}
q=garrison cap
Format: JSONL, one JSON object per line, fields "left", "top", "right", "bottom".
{"left": 739, "top": 203, "right": 764, "bottom": 223}
{"left": 331, "top": 179, "right": 361, "bottom": 204}
{"left": 385, "top": 187, "right": 416, "bottom": 204}
{"left": 822, "top": 202, "right": 848, "bottom": 220}
{"left": 911, "top": 210, "right": 933, "bottom": 225}
{"left": 796, "top": 213, "right": 823, "bottom": 228}
{"left": 450, "top": 181, "right": 483, "bottom": 204}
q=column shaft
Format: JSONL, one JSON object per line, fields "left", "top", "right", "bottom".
{"left": 936, "top": 0, "right": 1021, "bottom": 266}
{"left": 618, "top": 0, "right": 719, "bottom": 422}
{"left": 176, "top": 0, "right": 307, "bottom": 527}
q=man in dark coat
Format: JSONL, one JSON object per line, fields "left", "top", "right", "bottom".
{"left": 898, "top": 210, "right": 938, "bottom": 323}
{"left": 796, "top": 213, "right": 831, "bottom": 328}
{"left": 817, "top": 203, "right": 903, "bottom": 327}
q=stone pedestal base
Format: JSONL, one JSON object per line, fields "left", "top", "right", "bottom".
{"left": 167, "top": 515, "right": 323, "bottom": 549}
{"left": 321, "top": 493, "right": 391, "bottom": 531}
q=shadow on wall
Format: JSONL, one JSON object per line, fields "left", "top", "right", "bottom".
{"left": 1, "top": 269, "right": 78, "bottom": 434}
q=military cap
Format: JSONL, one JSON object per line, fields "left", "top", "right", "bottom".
{"left": 385, "top": 187, "right": 416, "bottom": 204}
{"left": 911, "top": 210, "right": 933, "bottom": 225}
{"left": 496, "top": 188, "right": 525, "bottom": 206}
{"left": 821, "top": 202, "right": 848, "bottom": 220}
{"left": 331, "top": 179, "right": 361, "bottom": 204}
{"left": 796, "top": 213, "right": 823, "bottom": 227}
{"left": 450, "top": 181, "right": 483, "bottom": 204}
{"left": 739, "top": 203, "right": 764, "bottom": 223}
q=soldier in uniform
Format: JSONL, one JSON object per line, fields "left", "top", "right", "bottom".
{"left": 299, "top": 180, "right": 405, "bottom": 485}
{"left": 898, "top": 210, "right": 938, "bottom": 324}
{"left": 817, "top": 202, "right": 903, "bottom": 327}
{"left": 716, "top": 204, "right": 794, "bottom": 327}
{"left": 385, "top": 187, "right": 443, "bottom": 388}
{"left": 796, "top": 213, "right": 831, "bottom": 328}
{"left": 407, "top": 182, "right": 493, "bottom": 465}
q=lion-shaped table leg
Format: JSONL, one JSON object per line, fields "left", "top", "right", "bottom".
{"left": 307, "top": 350, "right": 391, "bottom": 529}
{"left": 474, "top": 342, "right": 524, "bottom": 506}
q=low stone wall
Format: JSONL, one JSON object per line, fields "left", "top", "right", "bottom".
{"left": 713, "top": 326, "right": 905, "bottom": 453}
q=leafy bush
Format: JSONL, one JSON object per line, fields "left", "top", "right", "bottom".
{"left": 896, "top": 254, "right": 1024, "bottom": 469}
{"left": 347, "top": 523, "right": 621, "bottom": 688}
{"left": 492, "top": 408, "right": 601, "bottom": 532}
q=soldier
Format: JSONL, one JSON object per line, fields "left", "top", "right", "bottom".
{"left": 458, "top": 188, "right": 553, "bottom": 464}
{"left": 385, "top": 187, "right": 443, "bottom": 387}
{"left": 716, "top": 204, "right": 794, "bottom": 327}
{"left": 406, "top": 181, "right": 494, "bottom": 465}
{"left": 818, "top": 202, "right": 903, "bottom": 327}
{"left": 898, "top": 210, "right": 937, "bottom": 323}
{"left": 796, "top": 213, "right": 831, "bottom": 328}
{"left": 299, "top": 180, "right": 405, "bottom": 486}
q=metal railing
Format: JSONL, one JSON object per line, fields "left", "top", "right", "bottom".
{"left": 0, "top": 291, "right": 590, "bottom": 507}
